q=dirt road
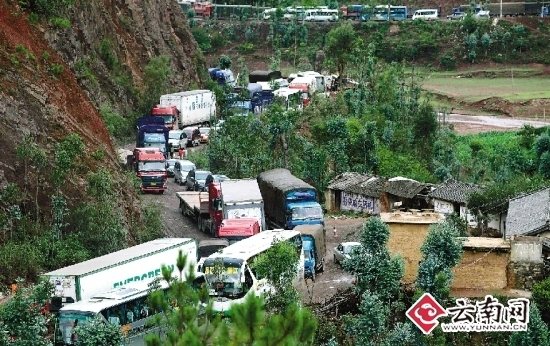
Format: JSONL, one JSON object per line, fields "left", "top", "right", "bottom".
{"left": 444, "top": 113, "right": 550, "bottom": 134}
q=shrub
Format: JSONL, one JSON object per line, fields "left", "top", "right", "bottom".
{"left": 99, "top": 103, "right": 129, "bottom": 140}
{"left": 48, "top": 63, "right": 64, "bottom": 77}
{"left": 19, "top": 0, "right": 75, "bottom": 18}
{"left": 49, "top": 16, "right": 71, "bottom": 29}
{"left": 439, "top": 52, "right": 456, "bottom": 70}
{"left": 191, "top": 27, "right": 211, "bottom": 52}
{"left": 0, "top": 242, "right": 42, "bottom": 283}
{"left": 238, "top": 42, "right": 255, "bottom": 54}
{"left": 98, "top": 38, "right": 118, "bottom": 70}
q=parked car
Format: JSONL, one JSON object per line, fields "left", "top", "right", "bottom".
{"left": 198, "top": 127, "right": 211, "bottom": 143}
{"left": 333, "top": 242, "right": 361, "bottom": 265}
{"left": 174, "top": 160, "right": 196, "bottom": 185}
{"left": 447, "top": 8, "right": 465, "bottom": 20}
{"left": 165, "top": 159, "right": 178, "bottom": 177}
{"left": 186, "top": 169, "right": 213, "bottom": 191}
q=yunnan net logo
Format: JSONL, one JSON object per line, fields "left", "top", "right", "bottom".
{"left": 406, "top": 293, "right": 530, "bottom": 334}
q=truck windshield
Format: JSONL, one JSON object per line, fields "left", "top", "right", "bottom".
{"left": 203, "top": 259, "right": 245, "bottom": 298}
{"left": 292, "top": 206, "right": 323, "bottom": 221}
{"left": 160, "top": 116, "right": 175, "bottom": 124}
{"left": 57, "top": 311, "right": 94, "bottom": 344}
{"left": 138, "top": 161, "right": 166, "bottom": 171}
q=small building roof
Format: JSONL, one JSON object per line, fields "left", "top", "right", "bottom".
{"left": 506, "top": 187, "right": 550, "bottom": 238}
{"left": 385, "top": 177, "right": 429, "bottom": 199}
{"left": 429, "top": 179, "right": 481, "bottom": 204}
{"left": 327, "top": 172, "right": 368, "bottom": 191}
{"left": 327, "top": 173, "right": 386, "bottom": 198}
{"left": 351, "top": 176, "right": 387, "bottom": 198}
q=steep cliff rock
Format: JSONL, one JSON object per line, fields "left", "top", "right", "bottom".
{"left": 45, "top": 0, "right": 205, "bottom": 112}
{"left": 0, "top": 0, "right": 203, "bottom": 217}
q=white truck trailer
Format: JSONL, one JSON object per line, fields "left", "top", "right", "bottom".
{"left": 42, "top": 238, "right": 197, "bottom": 307}
{"left": 159, "top": 90, "right": 216, "bottom": 129}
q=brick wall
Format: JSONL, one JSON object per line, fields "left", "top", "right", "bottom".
{"left": 453, "top": 250, "right": 510, "bottom": 290}
{"left": 386, "top": 222, "right": 432, "bottom": 283}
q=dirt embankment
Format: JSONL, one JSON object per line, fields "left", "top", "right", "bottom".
{"left": 0, "top": 1, "right": 203, "bottom": 220}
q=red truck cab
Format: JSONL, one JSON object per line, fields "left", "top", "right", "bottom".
{"left": 217, "top": 218, "right": 261, "bottom": 243}
{"left": 133, "top": 148, "right": 167, "bottom": 193}
{"left": 194, "top": 2, "right": 213, "bottom": 17}
{"left": 150, "top": 105, "right": 179, "bottom": 130}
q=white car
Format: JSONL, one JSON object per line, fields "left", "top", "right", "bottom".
{"left": 173, "top": 160, "right": 196, "bottom": 185}
{"left": 333, "top": 242, "right": 362, "bottom": 265}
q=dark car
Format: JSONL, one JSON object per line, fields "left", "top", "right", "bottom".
{"left": 165, "top": 159, "right": 178, "bottom": 177}
{"left": 185, "top": 169, "right": 213, "bottom": 191}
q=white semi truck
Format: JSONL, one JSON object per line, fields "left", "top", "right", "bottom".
{"left": 42, "top": 238, "right": 197, "bottom": 308}
{"left": 159, "top": 90, "right": 216, "bottom": 129}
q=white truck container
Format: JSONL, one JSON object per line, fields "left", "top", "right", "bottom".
{"left": 42, "top": 238, "right": 197, "bottom": 305}
{"left": 159, "top": 90, "right": 216, "bottom": 129}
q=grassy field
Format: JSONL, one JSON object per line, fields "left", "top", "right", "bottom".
{"left": 422, "top": 76, "right": 550, "bottom": 102}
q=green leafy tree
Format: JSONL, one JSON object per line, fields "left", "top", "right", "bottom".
{"left": 343, "top": 217, "right": 404, "bottom": 302}
{"left": 0, "top": 280, "right": 53, "bottom": 345}
{"left": 345, "top": 291, "right": 416, "bottom": 346}
{"left": 481, "top": 32, "right": 492, "bottom": 57}
{"left": 74, "top": 316, "right": 124, "bottom": 346}
{"left": 509, "top": 303, "right": 550, "bottom": 346}
{"left": 52, "top": 133, "right": 85, "bottom": 190}
{"left": 533, "top": 277, "right": 550, "bottom": 323}
{"left": 71, "top": 169, "right": 126, "bottom": 257}
{"left": 325, "top": 23, "right": 358, "bottom": 77}
{"left": 416, "top": 221, "right": 463, "bottom": 302}
{"left": 251, "top": 240, "right": 300, "bottom": 313}
{"left": 219, "top": 55, "right": 232, "bottom": 69}
{"left": 539, "top": 152, "right": 550, "bottom": 179}
{"left": 141, "top": 55, "right": 171, "bottom": 113}
{"left": 535, "top": 133, "right": 550, "bottom": 158}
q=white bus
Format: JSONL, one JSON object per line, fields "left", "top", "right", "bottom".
{"left": 200, "top": 229, "right": 304, "bottom": 315}
{"left": 55, "top": 281, "right": 170, "bottom": 345}
{"left": 304, "top": 8, "right": 339, "bottom": 21}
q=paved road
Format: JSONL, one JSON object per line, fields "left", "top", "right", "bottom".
{"left": 447, "top": 114, "right": 550, "bottom": 129}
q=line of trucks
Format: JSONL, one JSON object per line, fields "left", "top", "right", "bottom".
{"left": 129, "top": 90, "right": 216, "bottom": 193}
{"left": 176, "top": 168, "right": 326, "bottom": 278}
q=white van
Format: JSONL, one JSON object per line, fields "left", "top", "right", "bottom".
{"left": 412, "top": 9, "right": 438, "bottom": 20}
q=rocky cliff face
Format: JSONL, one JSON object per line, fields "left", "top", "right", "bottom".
{"left": 0, "top": 0, "right": 202, "bottom": 214}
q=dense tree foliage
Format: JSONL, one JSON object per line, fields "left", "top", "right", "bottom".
{"left": 416, "top": 221, "right": 464, "bottom": 302}
{"left": 145, "top": 250, "right": 317, "bottom": 345}
{"left": 0, "top": 280, "right": 53, "bottom": 345}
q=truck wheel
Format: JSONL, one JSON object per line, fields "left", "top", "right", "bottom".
{"left": 333, "top": 254, "right": 338, "bottom": 265}
{"left": 319, "top": 261, "right": 325, "bottom": 273}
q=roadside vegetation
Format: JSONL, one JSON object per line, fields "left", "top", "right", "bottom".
{"left": 0, "top": 133, "right": 163, "bottom": 286}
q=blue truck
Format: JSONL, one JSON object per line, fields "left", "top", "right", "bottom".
{"left": 136, "top": 116, "right": 169, "bottom": 157}
{"left": 295, "top": 224, "right": 326, "bottom": 280}
{"left": 257, "top": 168, "right": 324, "bottom": 230}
